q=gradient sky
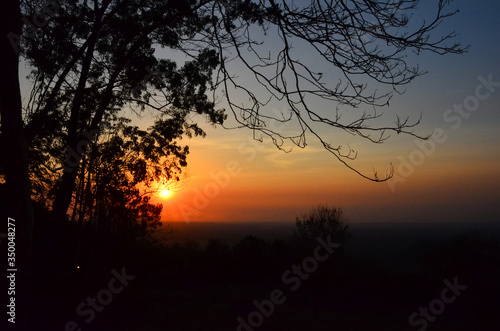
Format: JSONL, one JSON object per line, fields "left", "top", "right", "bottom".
{"left": 21, "top": 0, "right": 500, "bottom": 224}
{"left": 151, "top": 0, "right": 500, "bottom": 224}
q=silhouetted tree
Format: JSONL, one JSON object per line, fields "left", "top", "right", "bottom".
{"left": 293, "top": 205, "right": 351, "bottom": 246}
{"left": 21, "top": 0, "right": 223, "bottom": 223}
{"left": 0, "top": 0, "right": 33, "bottom": 327}
{"left": 68, "top": 115, "right": 198, "bottom": 235}
{"left": 18, "top": 0, "right": 468, "bottom": 225}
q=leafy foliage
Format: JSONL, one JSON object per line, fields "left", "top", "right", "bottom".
{"left": 67, "top": 114, "right": 206, "bottom": 238}
{"left": 21, "top": 0, "right": 228, "bottom": 229}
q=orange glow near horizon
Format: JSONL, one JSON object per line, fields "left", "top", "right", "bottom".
{"left": 156, "top": 122, "right": 500, "bottom": 225}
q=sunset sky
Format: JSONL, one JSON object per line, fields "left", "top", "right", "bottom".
{"left": 21, "top": 0, "right": 500, "bottom": 224}
{"left": 151, "top": 0, "right": 500, "bottom": 224}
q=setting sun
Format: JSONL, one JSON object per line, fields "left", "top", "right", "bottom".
{"left": 160, "top": 189, "right": 170, "bottom": 198}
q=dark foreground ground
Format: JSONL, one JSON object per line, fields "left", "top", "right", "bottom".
{"left": 21, "top": 221, "right": 500, "bottom": 330}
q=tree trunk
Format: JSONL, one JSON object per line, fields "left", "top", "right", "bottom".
{"left": 0, "top": 0, "right": 34, "bottom": 328}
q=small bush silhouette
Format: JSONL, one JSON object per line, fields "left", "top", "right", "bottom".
{"left": 293, "top": 205, "right": 351, "bottom": 246}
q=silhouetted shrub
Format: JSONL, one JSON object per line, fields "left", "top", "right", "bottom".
{"left": 292, "top": 205, "right": 351, "bottom": 254}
